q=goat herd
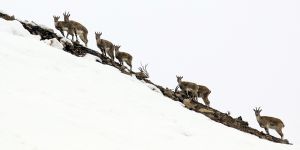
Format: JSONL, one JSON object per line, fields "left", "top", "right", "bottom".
{"left": 53, "top": 12, "right": 132, "bottom": 71}
{"left": 53, "top": 12, "right": 286, "bottom": 140}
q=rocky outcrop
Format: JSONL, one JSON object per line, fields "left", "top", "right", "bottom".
{"left": 0, "top": 12, "right": 15, "bottom": 21}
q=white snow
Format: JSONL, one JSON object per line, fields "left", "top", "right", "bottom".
{"left": 60, "top": 37, "right": 73, "bottom": 46}
{"left": 0, "top": 17, "right": 297, "bottom": 150}
{"left": 0, "top": 10, "right": 12, "bottom": 15}
{"left": 43, "top": 38, "right": 64, "bottom": 49}
{"left": 0, "top": 19, "right": 40, "bottom": 40}
{"left": 22, "top": 20, "right": 54, "bottom": 33}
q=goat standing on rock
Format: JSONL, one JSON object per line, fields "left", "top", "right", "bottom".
{"left": 253, "top": 107, "right": 285, "bottom": 139}
{"left": 176, "top": 76, "right": 199, "bottom": 101}
{"left": 114, "top": 45, "right": 133, "bottom": 71}
{"left": 197, "top": 84, "right": 211, "bottom": 106}
{"left": 176, "top": 76, "right": 211, "bottom": 106}
{"left": 63, "top": 12, "right": 88, "bottom": 47}
{"left": 95, "top": 32, "right": 115, "bottom": 60}
{"left": 53, "top": 15, "right": 76, "bottom": 41}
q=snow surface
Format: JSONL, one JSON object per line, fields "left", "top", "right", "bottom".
{"left": 43, "top": 38, "right": 64, "bottom": 50}
{"left": 0, "top": 19, "right": 40, "bottom": 40}
{"left": 22, "top": 20, "right": 54, "bottom": 33}
{"left": 0, "top": 18, "right": 297, "bottom": 150}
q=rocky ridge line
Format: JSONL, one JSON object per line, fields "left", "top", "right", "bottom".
{"left": 0, "top": 12, "right": 292, "bottom": 145}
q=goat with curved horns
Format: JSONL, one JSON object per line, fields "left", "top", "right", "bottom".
{"left": 176, "top": 76, "right": 199, "bottom": 101}
{"left": 53, "top": 15, "right": 76, "bottom": 41}
{"left": 114, "top": 45, "right": 133, "bottom": 71}
{"left": 95, "top": 32, "right": 115, "bottom": 60}
{"left": 253, "top": 107, "right": 285, "bottom": 139}
{"left": 63, "top": 12, "right": 88, "bottom": 46}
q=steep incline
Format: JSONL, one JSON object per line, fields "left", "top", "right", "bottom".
{"left": 0, "top": 15, "right": 295, "bottom": 150}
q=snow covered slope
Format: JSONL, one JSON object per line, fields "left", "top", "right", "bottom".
{"left": 0, "top": 20, "right": 295, "bottom": 150}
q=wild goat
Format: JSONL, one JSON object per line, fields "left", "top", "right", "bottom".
{"left": 95, "top": 32, "right": 115, "bottom": 60}
{"left": 63, "top": 12, "right": 88, "bottom": 46}
{"left": 253, "top": 107, "right": 285, "bottom": 139}
{"left": 135, "top": 63, "right": 149, "bottom": 79}
{"left": 114, "top": 45, "right": 133, "bottom": 71}
{"left": 53, "top": 15, "right": 76, "bottom": 41}
{"left": 197, "top": 85, "right": 211, "bottom": 106}
{"left": 176, "top": 76, "right": 199, "bottom": 101}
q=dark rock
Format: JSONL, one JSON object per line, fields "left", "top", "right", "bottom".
{"left": 0, "top": 12, "right": 15, "bottom": 21}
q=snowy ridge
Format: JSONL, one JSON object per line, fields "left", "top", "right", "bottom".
{"left": 13, "top": 13, "right": 292, "bottom": 145}
{"left": 0, "top": 15, "right": 296, "bottom": 149}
